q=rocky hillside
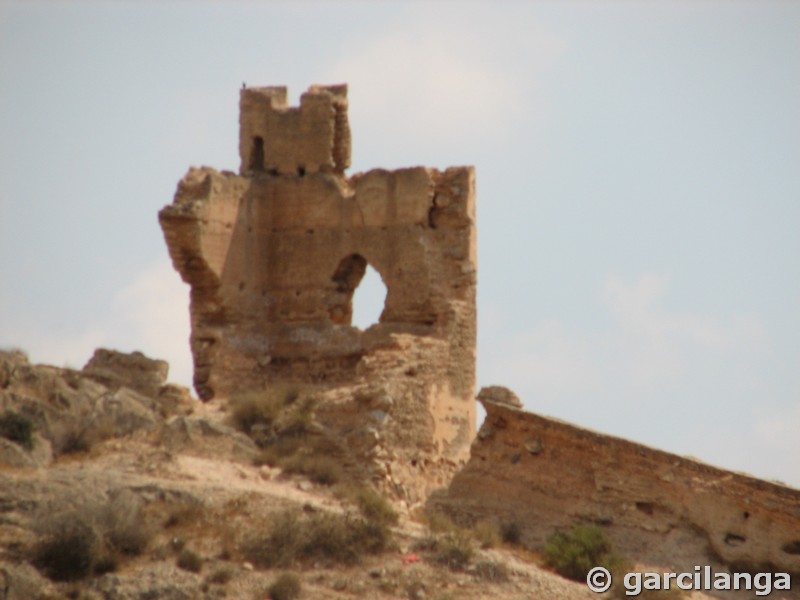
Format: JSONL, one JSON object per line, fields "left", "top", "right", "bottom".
{"left": 0, "top": 349, "right": 601, "bottom": 600}
{"left": 1, "top": 349, "right": 795, "bottom": 599}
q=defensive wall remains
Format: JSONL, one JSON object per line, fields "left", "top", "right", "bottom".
{"left": 160, "top": 85, "right": 477, "bottom": 501}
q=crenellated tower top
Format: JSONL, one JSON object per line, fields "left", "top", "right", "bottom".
{"left": 239, "top": 84, "right": 350, "bottom": 177}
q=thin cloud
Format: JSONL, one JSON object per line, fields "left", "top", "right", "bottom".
{"left": 0, "top": 258, "right": 193, "bottom": 388}
{"left": 484, "top": 272, "right": 766, "bottom": 403}
{"left": 111, "top": 258, "right": 193, "bottom": 387}
{"left": 604, "top": 273, "right": 765, "bottom": 353}
{"left": 324, "top": 7, "right": 565, "bottom": 164}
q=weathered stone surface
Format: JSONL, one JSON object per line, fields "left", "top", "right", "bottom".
{"left": 159, "top": 416, "right": 258, "bottom": 464}
{"left": 97, "top": 387, "right": 160, "bottom": 436}
{"left": 239, "top": 84, "right": 350, "bottom": 176}
{"left": 159, "top": 84, "right": 476, "bottom": 501}
{"left": 0, "top": 434, "right": 51, "bottom": 469}
{"left": 431, "top": 388, "right": 800, "bottom": 575}
{"left": 157, "top": 384, "right": 195, "bottom": 418}
{"left": 83, "top": 348, "right": 169, "bottom": 398}
{"left": 477, "top": 386, "right": 522, "bottom": 409}
{"left": 0, "top": 349, "right": 195, "bottom": 463}
{"left": 0, "top": 562, "right": 55, "bottom": 600}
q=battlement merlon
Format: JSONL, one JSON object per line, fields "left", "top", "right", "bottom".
{"left": 239, "top": 84, "right": 351, "bottom": 177}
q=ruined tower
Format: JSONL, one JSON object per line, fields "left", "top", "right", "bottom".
{"left": 159, "top": 85, "right": 477, "bottom": 501}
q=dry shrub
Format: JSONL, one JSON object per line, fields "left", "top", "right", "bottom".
{"left": 206, "top": 566, "right": 234, "bottom": 585}
{"left": 500, "top": 520, "right": 523, "bottom": 546}
{"left": 55, "top": 417, "right": 114, "bottom": 455}
{"left": 33, "top": 518, "right": 100, "bottom": 581}
{"left": 177, "top": 548, "right": 203, "bottom": 573}
{"left": 474, "top": 560, "right": 510, "bottom": 582}
{"left": 163, "top": 501, "right": 204, "bottom": 529}
{"left": 0, "top": 409, "right": 35, "bottom": 449}
{"left": 244, "top": 508, "right": 392, "bottom": 569}
{"left": 425, "top": 511, "right": 457, "bottom": 534}
{"left": 258, "top": 434, "right": 344, "bottom": 487}
{"left": 229, "top": 392, "right": 282, "bottom": 436}
{"left": 280, "top": 453, "right": 343, "bottom": 486}
{"left": 229, "top": 387, "right": 300, "bottom": 438}
{"left": 471, "top": 519, "right": 499, "bottom": 549}
{"left": 255, "top": 437, "right": 303, "bottom": 467}
{"left": 31, "top": 492, "right": 153, "bottom": 581}
{"left": 268, "top": 572, "right": 302, "bottom": 600}
{"left": 342, "top": 485, "right": 398, "bottom": 527}
{"left": 432, "top": 531, "right": 474, "bottom": 572}
{"left": 241, "top": 390, "right": 347, "bottom": 487}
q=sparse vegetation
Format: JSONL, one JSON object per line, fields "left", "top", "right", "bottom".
{"left": 33, "top": 519, "right": 100, "bottom": 581}
{"left": 543, "top": 525, "right": 622, "bottom": 582}
{"left": 280, "top": 452, "right": 343, "bottom": 485}
{"left": 432, "top": 531, "right": 474, "bottom": 572}
{"left": 244, "top": 508, "right": 393, "bottom": 569}
{"left": 267, "top": 572, "right": 302, "bottom": 600}
{"left": 106, "top": 514, "right": 151, "bottom": 557}
{"left": 474, "top": 560, "right": 510, "bottom": 582}
{"left": 257, "top": 431, "right": 347, "bottom": 486}
{"left": 177, "top": 548, "right": 203, "bottom": 573}
{"left": 471, "top": 519, "right": 499, "bottom": 549}
{"left": 31, "top": 494, "right": 153, "bottom": 582}
{"left": 55, "top": 417, "right": 114, "bottom": 455}
{"left": 0, "top": 409, "right": 35, "bottom": 450}
{"left": 415, "top": 511, "right": 503, "bottom": 572}
{"left": 500, "top": 520, "right": 523, "bottom": 546}
{"left": 206, "top": 566, "right": 234, "bottom": 585}
{"left": 425, "top": 511, "right": 457, "bottom": 534}
{"left": 229, "top": 386, "right": 300, "bottom": 438}
{"left": 336, "top": 484, "right": 398, "bottom": 527}
{"left": 163, "top": 501, "right": 204, "bottom": 529}
{"left": 238, "top": 389, "right": 350, "bottom": 486}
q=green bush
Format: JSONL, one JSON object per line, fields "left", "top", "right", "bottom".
{"left": 268, "top": 572, "right": 302, "bottom": 600}
{"left": 543, "top": 525, "right": 621, "bottom": 582}
{"left": 0, "top": 410, "right": 35, "bottom": 450}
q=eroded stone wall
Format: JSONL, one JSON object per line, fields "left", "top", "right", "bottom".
{"left": 159, "top": 85, "right": 476, "bottom": 501}
{"left": 431, "top": 389, "right": 800, "bottom": 576}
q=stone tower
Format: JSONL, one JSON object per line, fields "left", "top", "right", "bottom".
{"left": 159, "top": 85, "right": 476, "bottom": 501}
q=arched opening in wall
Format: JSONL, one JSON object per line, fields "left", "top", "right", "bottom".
{"left": 249, "top": 136, "right": 265, "bottom": 172}
{"left": 352, "top": 265, "right": 387, "bottom": 330}
{"left": 330, "top": 254, "right": 387, "bottom": 329}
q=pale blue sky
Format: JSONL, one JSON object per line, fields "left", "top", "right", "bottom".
{"left": 1, "top": 1, "right": 798, "bottom": 486}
